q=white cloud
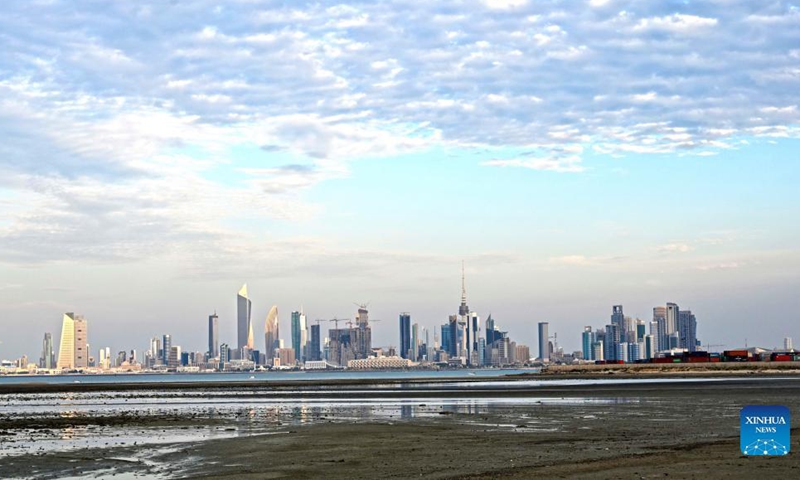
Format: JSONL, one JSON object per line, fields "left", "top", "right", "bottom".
{"left": 2, "top": 0, "right": 800, "bottom": 267}
{"left": 657, "top": 243, "right": 694, "bottom": 253}
{"left": 634, "top": 14, "right": 718, "bottom": 33}
{"left": 549, "top": 255, "right": 614, "bottom": 266}
{"left": 483, "top": 156, "right": 585, "bottom": 173}
{"left": 696, "top": 262, "right": 742, "bottom": 271}
{"left": 483, "top": 0, "right": 528, "bottom": 9}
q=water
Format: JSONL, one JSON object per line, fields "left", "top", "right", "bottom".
{"left": 3, "top": 375, "right": 796, "bottom": 478}
{"left": 0, "top": 393, "right": 635, "bottom": 458}
{"left": 0, "top": 368, "right": 535, "bottom": 386}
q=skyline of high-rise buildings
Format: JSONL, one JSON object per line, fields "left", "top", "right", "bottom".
{"left": 4, "top": 271, "right": 796, "bottom": 371}
{"left": 574, "top": 304, "right": 700, "bottom": 364}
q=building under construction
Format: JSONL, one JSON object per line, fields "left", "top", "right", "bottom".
{"left": 327, "top": 306, "right": 373, "bottom": 366}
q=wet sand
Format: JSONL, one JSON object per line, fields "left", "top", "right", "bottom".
{"left": 1, "top": 377, "right": 799, "bottom": 478}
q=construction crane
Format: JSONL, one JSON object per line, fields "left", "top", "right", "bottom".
{"left": 328, "top": 317, "right": 350, "bottom": 331}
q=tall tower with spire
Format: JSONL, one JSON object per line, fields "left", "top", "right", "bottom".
{"left": 459, "top": 261, "right": 469, "bottom": 316}
{"left": 458, "top": 261, "right": 471, "bottom": 362}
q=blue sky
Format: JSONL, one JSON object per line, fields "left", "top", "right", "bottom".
{"left": 0, "top": 0, "right": 799, "bottom": 359}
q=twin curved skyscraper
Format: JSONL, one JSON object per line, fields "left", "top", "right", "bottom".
{"left": 237, "top": 284, "right": 280, "bottom": 360}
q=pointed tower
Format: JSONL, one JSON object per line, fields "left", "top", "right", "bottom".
{"left": 237, "top": 284, "right": 252, "bottom": 351}
{"left": 459, "top": 261, "right": 469, "bottom": 317}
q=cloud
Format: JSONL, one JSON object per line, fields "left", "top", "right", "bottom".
{"left": 633, "top": 14, "right": 718, "bottom": 34}
{"left": 241, "top": 162, "right": 346, "bottom": 194}
{"left": 483, "top": 0, "right": 528, "bottom": 9}
{"left": 549, "top": 255, "right": 613, "bottom": 266}
{"left": 696, "top": 262, "right": 742, "bottom": 271}
{"left": 657, "top": 243, "right": 694, "bottom": 253}
{"left": 1, "top": 0, "right": 800, "bottom": 268}
{"left": 483, "top": 156, "right": 585, "bottom": 173}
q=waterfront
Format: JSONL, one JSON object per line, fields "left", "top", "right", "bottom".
{"left": 1, "top": 376, "right": 799, "bottom": 478}
{"left": 0, "top": 368, "right": 534, "bottom": 386}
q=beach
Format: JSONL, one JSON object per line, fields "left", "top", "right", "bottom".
{"left": 1, "top": 376, "right": 799, "bottom": 478}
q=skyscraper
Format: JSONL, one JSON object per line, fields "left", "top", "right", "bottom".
{"left": 74, "top": 315, "right": 87, "bottom": 368}
{"left": 40, "top": 332, "right": 55, "bottom": 369}
{"left": 220, "top": 343, "right": 230, "bottom": 364}
{"left": 644, "top": 334, "right": 656, "bottom": 359}
{"left": 309, "top": 323, "right": 321, "bottom": 361}
{"left": 168, "top": 346, "right": 181, "bottom": 368}
{"left": 264, "top": 305, "right": 279, "bottom": 361}
{"left": 441, "top": 323, "right": 451, "bottom": 356}
{"left": 538, "top": 322, "right": 549, "bottom": 362}
{"left": 486, "top": 315, "right": 495, "bottom": 345}
{"left": 291, "top": 310, "right": 308, "bottom": 363}
{"left": 611, "top": 305, "right": 624, "bottom": 328}
{"left": 151, "top": 337, "right": 161, "bottom": 364}
{"left": 57, "top": 313, "right": 88, "bottom": 370}
{"left": 666, "top": 302, "right": 679, "bottom": 340}
{"left": 237, "top": 284, "right": 253, "bottom": 350}
{"left": 411, "top": 323, "right": 419, "bottom": 361}
{"left": 399, "top": 313, "right": 411, "bottom": 359}
{"left": 448, "top": 315, "right": 458, "bottom": 357}
{"left": 162, "top": 334, "right": 171, "bottom": 366}
{"left": 581, "top": 326, "right": 594, "bottom": 361}
{"left": 785, "top": 337, "right": 794, "bottom": 351}
{"left": 653, "top": 306, "right": 667, "bottom": 353}
{"left": 208, "top": 312, "right": 219, "bottom": 358}
{"left": 678, "top": 310, "right": 697, "bottom": 352}
{"left": 636, "top": 319, "right": 646, "bottom": 342}
{"left": 57, "top": 314, "right": 74, "bottom": 369}
{"left": 469, "top": 312, "right": 480, "bottom": 364}
{"left": 604, "top": 323, "right": 620, "bottom": 361}
{"left": 353, "top": 305, "right": 372, "bottom": 359}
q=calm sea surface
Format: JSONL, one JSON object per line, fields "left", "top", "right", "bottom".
{"left": 0, "top": 368, "right": 537, "bottom": 385}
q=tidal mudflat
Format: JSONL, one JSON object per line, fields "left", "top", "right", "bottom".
{"left": 1, "top": 377, "right": 798, "bottom": 478}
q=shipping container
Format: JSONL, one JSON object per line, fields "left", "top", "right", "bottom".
{"left": 653, "top": 357, "right": 674, "bottom": 364}
{"left": 723, "top": 349, "right": 750, "bottom": 357}
{"left": 687, "top": 357, "right": 710, "bottom": 363}
{"left": 770, "top": 353, "right": 793, "bottom": 362}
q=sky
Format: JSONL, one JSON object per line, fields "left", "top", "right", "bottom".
{"left": 1, "top": 0, "right": 799, "bottom": 360}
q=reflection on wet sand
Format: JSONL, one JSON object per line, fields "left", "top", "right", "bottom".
{"left": 1, "top": 377, "right": 800, "bottom": 479}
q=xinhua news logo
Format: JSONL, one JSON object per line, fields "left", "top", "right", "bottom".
{"left": 740, "top": 405, "right": 791, "bottom": 456}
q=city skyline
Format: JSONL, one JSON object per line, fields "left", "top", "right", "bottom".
{"left": 2, "top": 275, "right": 796, "bottom": 365}
{"left": 1, "top": 1, "right": 799, "bottom": 358}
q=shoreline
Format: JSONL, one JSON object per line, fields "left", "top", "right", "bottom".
{"left": 0, "top": 373, "right": 797, "bottom": 396}
{"left": 3, "top": 378, "right": 800, "bottom": 478}
{"left": 0, "top": 375, "right": 800, "bottom": 479}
